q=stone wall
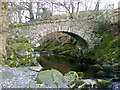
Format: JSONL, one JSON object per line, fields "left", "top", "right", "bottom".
{"left": 12, "top": 21, "right": 98, "bottom": 48}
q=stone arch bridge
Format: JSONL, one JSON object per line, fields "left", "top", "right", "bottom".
{"left": 14, "top": 21, "right": 97, "bottom": 48}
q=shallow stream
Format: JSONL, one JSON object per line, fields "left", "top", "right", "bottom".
{"left": 34, "top": 51, "right": 120, "bottom": 89}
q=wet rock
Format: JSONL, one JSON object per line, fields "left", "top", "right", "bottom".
{"left": 70, "top": 79, "right": 96, "bottom": 89}
{"left": 112, "top": 63, "right": 120, "bottom": 68}
{"left": 90, "top": 64, "right": 101, "bottom": 70}
{"left": 82, "top": 79, "right": 96, "bottom": 87}
{"left": 77, "top": 72, "right": 84, "bottom": 78}
{"left": 70, "top": 80, "right": 84, "bottom": 88}
{"left": 64, "top": 71, "right": 79, "bottom": 84}
{"left": 97, "top": 71, "right": 106, "bottom": 76}
{"left": 96, "top": 79, "right": 112, "bottom": 88}
{"left": 112, "top": 77, "right": 120, "bottom": 82}
{"left": 28, "top": 66, "right": 43, "bottom": 72}
{"left": 102, "top": 64, "right": 112, "bottom": 71}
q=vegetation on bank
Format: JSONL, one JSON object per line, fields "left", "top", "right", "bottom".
{"left": 1, "top": 2, "right": 119, "bottom": 89}
{"left": 1, "top": 8, "right": 119, "bottom": 68}
{"left": 35, "top": 32, "right": 81, "bottom": 57}
{"left": 34, "top": 20, "right": 120, "bottom": 67}
{"left": 84, "top": 21, "right": 120, "bottom": 65}
{"left": 85, "top": 33, "right": 119, "bottom": 64}
{"left": 34, "top": 69, "right": 112, "bottom": 89}
{"left": 0, "top": 31, "right": 39, "bottom": 67}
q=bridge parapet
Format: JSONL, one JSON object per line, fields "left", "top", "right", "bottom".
{"left": 13, "top": 21, "right": 98, "bottom": 48}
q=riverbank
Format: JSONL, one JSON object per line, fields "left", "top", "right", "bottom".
{"left": 1, "top": 64, "right": 120, "bottom": 89}
{"left": 0, "top": 64, "right": 43, "bottom": 88}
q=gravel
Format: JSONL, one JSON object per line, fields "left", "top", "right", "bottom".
{"left": 0, "top": 65, "right": 43, "bottom": 88}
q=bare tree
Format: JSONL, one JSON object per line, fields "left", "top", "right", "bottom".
{"left": 8, "top": 2, "right": 23, "bottom": 24}
{"left": 29, "top": 2, "right": 34, "bottom": 20}
{"left": 94, "top": 0, "right": 100, "bottom": 11}
{"left": 36, "top": 2, "right": 41, "bottom": 19}
{"left": 22, "top": 2, "right": 34, "bottom": 21}
{"left": 18, "top": 2, "right": 22, "bottom": 23}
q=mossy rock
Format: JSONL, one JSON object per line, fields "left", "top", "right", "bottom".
{"left": 112, "top": 63, "right": 120, "bottom": 68}
{"left": 79, "top": 79, "right": 96, "bottom": 89}
{"left": 4, "top": 43, "right": 38, "bottom": 67}
{"left": 36, "top": 69, "right": 68, "bottom": 88}
{"left": 64, "top": 71, "right": 79, "bottom": 84}
{"left": 96, "top": 79, "right": 112, "bottom": 88}
{"left": 77, "top": 72, "right": 85, "bottom": 77}
{"left": 70, "top": 80, "right": 84, "bottom": 88}
{"left": 112, "top": 77, "right": 120, "bottom": 82}
{"left": 90, "top": 64, "right": 101, "bottom": 70}
{"left": 97, "top": 71, "right": 106, "bottom": 75}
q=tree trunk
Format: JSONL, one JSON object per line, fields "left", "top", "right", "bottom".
{"left": 18, "top": 2, "right": 22, "bottom": 23}
{"left": 0, "top": 32, "right": 7, "bottom": 56}
{"left": 29, "top": 2, "right": 34, "bottom": 21}
{"left": 70, "top": 0, "right": 74, "bottom": 19}
{"left": 0, "top": 2, "right": 8, "bottom": 57}
{"left": 18, "top": 10, "right": 22, "bottom": 23}
{"left": 94, "top": 0, "right": 100, "bottom": 11}
{"left": 76, "top": 1, "right": 80, "bottom": 19}
{"left": 29, "top": 10, "right": 34, "bottom": 20}
{"left": 51, "top": 2, "right": 54, "bottom": 15}
{"left": 36, "top": 2, "right": 40, "bottom": 19}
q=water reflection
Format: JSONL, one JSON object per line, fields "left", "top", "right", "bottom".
{"left": 35, "top": 52, "right": 120, "bottom": 89}
{"left": 37, "top": 52, "right": 97, "bottom": 77}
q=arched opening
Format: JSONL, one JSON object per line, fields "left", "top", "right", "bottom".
{"left": 59, "top": 31, "right": 89, "bottom": 49}
{"left": 35, "top": 31, "right": 96, "bottom": 74}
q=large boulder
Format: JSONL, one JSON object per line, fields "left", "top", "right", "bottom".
{"left": 36, "top": 69, "right": 69, "bottom": 88}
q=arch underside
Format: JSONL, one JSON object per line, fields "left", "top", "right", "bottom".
{"left": 42, "top": 31, "right": 89, "bottom": 49}
{"left": 59, "top": 31, "right": 89, "bottom": 48}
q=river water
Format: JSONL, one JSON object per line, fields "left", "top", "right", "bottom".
{"left": 34, "top": 51, "right": 120, "bottom": 89}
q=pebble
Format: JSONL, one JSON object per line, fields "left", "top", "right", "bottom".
{"left": 1, "top": 66, "right": 42, "bottom": 88}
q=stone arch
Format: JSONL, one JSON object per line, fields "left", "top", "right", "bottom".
{"left": 41, "top": 31, "right": 89, "bottom": 49}
{"left": 59, "top": 31, "right": 89, "bottom": 49}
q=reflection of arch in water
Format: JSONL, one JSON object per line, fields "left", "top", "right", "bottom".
{"left": 37, "top": 54, "right": 81, "bottom": 74}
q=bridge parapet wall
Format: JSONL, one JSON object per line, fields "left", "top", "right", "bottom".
{"left": 14, "top": 21, "right": 98, "bottom": 48}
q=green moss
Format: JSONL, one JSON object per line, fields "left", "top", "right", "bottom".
{"left": 85, "top": 33, "right": 120, "bottom": 64}
{"left": 36, "top": 69, "right": 68, "bottom": 87}
{"left": 36, "top": 39, "right": 81, "bottom": 56}
{"left": 77, "top": 72, "right": 85, "bottom": 77}
{"left": 3, "top": 43, "right": 37, "bottom": 67}
{"left": 96, "top": 79, "right": 112, "bottom": 88}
